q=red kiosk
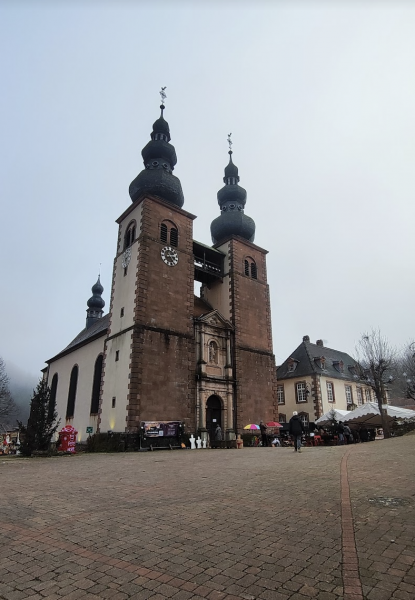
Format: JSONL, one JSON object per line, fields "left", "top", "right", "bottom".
{"left": 57, "top": 425, "right": 78, "bottom": 453}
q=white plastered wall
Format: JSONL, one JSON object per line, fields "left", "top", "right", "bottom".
{"left": 99, "top": 330, "right": 133, "bottom": 433}
{"left": 47, "top": 335, "right": 105, "bottom": 442}
{"left": 111, "top": 202, "right": 143, "bottom": 334}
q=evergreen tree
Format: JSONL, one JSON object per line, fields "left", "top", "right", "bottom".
{"left": 20, "top": 379, "right": 60, "bottom": 456}
{"left": 0, "top": 356, "right": 19, "bottom": 430}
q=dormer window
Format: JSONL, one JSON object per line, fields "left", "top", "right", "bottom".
{"left": 287, "top": 358, "right": 298, "bottom": 373}
{"left": 333, "top": 360, "right": 345, "bottom": 373}
{"left": 314, "top": 356, "right": 326, "bottom": 369}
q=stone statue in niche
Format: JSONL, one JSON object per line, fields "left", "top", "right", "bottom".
{"left": 208, "top": 341, "right": 218, "bottom": 364}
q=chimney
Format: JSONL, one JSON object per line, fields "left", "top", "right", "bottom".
{"left": 303, "top": 335, "right": 310, "bottom": 342}
{"left": 316, "top": 339, "right": 323, "bottom": 347}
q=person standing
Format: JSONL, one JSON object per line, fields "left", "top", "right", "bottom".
{"left": 214, "top": 424, "right": 222, "bottom": 441}
{"left": 289, "top": 411, "right": 304, "bottom": 452}
{"left": 259, "top": 421, "right": 268, "bottom": 447}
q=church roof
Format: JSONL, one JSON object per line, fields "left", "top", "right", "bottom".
{"left": 277, "top": 337, "right": 359, "bottom": 382}
{"left": 47, "top": 314, "right": 109, "bottom": 364}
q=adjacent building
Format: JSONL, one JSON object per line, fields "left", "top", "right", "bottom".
{"left": 276, "top": 336, "right": 374, "bottom": 427}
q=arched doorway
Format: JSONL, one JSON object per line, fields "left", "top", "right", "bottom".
{"left": 206, "top": 395, "right": 222, "bottom": 442}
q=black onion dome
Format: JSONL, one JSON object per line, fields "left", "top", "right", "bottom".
{"left": 210, "top": 148, "right": 256, "bottom": 245}
{"left": 87, "top": 277, "right": 105, "bottom": 310}
{"left": 211, "top": 212, "right": 255, "bottom": 245}
{"left": 129, "top": 105, "right": 184, "bottom": 208}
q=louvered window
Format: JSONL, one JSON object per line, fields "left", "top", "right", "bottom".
{"left": 251, "top": 262, "right": 257, "bottom": 279}
{"left": 160, "top": 223, "right": 168, "bottom": 243}
{"left": 244, "top": 260, "right": 249, "bottom": 276}
{"left": 170, "top": 227, "right": 178, "bottom": 247}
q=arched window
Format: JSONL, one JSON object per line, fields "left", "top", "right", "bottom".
{"left": 124, "top": 221, "right": 136, "bottom": 250}
{"left": 66, "top": 366, "right": 78, "bottom": 419}
{"left": 49, "top": 374, "right": 58, "bottom": 421}
{"left": 90, "top": 355, "right": 103, "bottom": 415}
{"left": 244, "top": 257, "right": 257, "bottom": 279}
{"left": 160, "top": 220, "right": 178, "bottom": 247}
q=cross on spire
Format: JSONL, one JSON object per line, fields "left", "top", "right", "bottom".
{"left": 227, "top": 132, "right": 233, "bottom": 154}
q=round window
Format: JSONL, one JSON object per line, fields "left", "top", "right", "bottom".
{"left": 152, "top": 161, "right": 159, "bottom": 167}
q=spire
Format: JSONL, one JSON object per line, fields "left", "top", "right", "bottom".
{"left": 86, "top": 276, "right": 105, "bottom": 329}
{"left": 210, "top": 136, "right": 255, "bottom": 245}
{"left": 129, "top": 87, "right": 184, "bottom": 208}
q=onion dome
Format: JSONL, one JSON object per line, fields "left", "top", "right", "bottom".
{"left": 86, "top": 276, "right": 105, "bottom": 329}
{"left": 129, "top": 104, "right": 184, "bottom": 208}
{"left": 211, "top": 147, "right": 255, "bottom": 245}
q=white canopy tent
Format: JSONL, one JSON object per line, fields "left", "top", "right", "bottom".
{"left": 343, "top": 402, "right": 415, "bottom": 427}
{"left": 315, "top": 409, "right": 349, "bottom": 427}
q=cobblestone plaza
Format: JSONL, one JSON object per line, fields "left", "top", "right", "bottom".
{"left": 1, "top": 436, "right": 414, "bottom": 600}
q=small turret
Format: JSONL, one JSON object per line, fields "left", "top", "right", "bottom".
{"left": 86, "top": 277, "right": 105, "bottom": 329}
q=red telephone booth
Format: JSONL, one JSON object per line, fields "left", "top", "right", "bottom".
{"left": 57, "top": 425, "right": 78, "bottom": 453}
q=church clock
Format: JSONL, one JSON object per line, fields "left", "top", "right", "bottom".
{"left": 160, "top": 246, "right": 179, "bottom": 267}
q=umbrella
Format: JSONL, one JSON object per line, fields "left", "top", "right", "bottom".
{"left": 315, "top": 409, "right": 349, "bottom": 427}
{"left": 266, "top": 421, "right": 282, "bottom": 427}
{"left": 243, "top": 424, "right": 260, "bottom": 430}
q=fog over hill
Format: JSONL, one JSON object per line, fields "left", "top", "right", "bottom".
{"left": 6, "top": 361, "right": 38, "bottom": 425}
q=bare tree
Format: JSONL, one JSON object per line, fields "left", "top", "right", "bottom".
{"left": 0, "top": 357, "right": 19, "bottom": 430}
{"left": 355, "top": 329, "right": 397, "bottom": 439}
{"left": 399, "top": 342, "right": 415, "bottom": 402}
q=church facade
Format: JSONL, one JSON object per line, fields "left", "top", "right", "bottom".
{"left": 45, "top": 102, "right": 278, "bottom": 442}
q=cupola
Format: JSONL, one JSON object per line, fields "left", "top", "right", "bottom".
{"left": 210, "top": 135, "right": 255, "bottom": 245}
{"left": 86, "top": 276, "right": 105, "bottom": 329}
{"left": 129, "top": 88, "right": 184, "bottom": 208}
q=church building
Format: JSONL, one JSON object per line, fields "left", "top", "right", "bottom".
{"left": 44, "top": 98, "right": 278, "bottom": 442}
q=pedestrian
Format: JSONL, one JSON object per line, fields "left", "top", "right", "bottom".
{"left": 289, "top": 411, "right": 304, "bottom": 452}
{"left": 337, "top": 421, "right": 345, "bottom": 445}
{"left": 343, "top": 424, "right": 352, "bottom": 444}
{"left": 259, "top": 421, "right": 268, "bottom": 447}
{"left": 214, "top": 424, "right": 222, "bottom": 441}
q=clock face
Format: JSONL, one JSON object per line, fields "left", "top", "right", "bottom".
{"left": 161, "top": 246, "right": 179, "bottom": 267}
{"left": 121, "top": 247, "right": 131, "bottom": 269}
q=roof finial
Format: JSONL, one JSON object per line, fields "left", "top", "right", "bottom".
{"left": 227, "top": 132, "right": 233, "bottom": 155}
{"left": 159, "top": 86, "right": 167, "bottom": 116}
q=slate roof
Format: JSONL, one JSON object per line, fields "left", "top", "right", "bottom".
{"left": 277, "top": 338, "right": 360, "bottom": 382}
{"left": 47, "top": 314, "right": 110, "bottom": 363}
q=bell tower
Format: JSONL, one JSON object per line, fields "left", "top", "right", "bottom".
{"left": 99, "top": 91, "right": 196, "bottom": 433}
{"left": 202, "top": 137, "right": 278, "bottom": 430}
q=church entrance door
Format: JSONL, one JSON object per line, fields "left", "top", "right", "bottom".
{"left": 206, "top": 395, "right": 222, "bottom": 442}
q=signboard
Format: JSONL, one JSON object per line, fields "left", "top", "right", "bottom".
{"left": 142, "top": 421, "right": 181, "bottom": 438}
{"left": 86, "top": 427, "right": 93, "bottom": 434}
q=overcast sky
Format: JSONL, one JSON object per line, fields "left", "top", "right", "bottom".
{"left": 1, "top": 0, "right": 414, "bottom": 378}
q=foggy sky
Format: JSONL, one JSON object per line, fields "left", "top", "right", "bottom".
{"left": 1, "top": 1, "right": 414, "bottom": 377}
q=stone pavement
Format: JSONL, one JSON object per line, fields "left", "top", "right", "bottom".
{"left": 0, "top": 435, "right": 414, "bottom": 600}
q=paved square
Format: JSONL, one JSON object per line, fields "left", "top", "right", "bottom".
{"left": 1, "top": 435, "right": 414, "bottom": 600}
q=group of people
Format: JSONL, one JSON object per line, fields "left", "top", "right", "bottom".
{"left": 254, "top": 413, "right": 379, "bottom": 451}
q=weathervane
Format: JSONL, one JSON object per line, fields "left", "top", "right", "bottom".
{"left": 160, "top": 86, "right": 167, "bottom": 106}
{"left": 227, "top": 132, "right": 233, "bottom": 154}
